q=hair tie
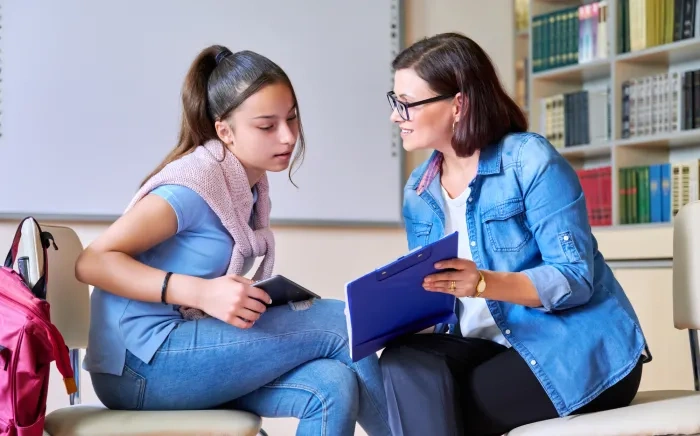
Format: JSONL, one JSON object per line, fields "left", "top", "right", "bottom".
{"left": 215, "top": 49, "right": 233, "bottom": 65}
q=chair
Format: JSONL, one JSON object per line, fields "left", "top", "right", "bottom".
{"left": 507, "top": 201, "right": 700, "bottom": 436}
{"left": 14, "top": 220, "right": 265, "bottom": 436}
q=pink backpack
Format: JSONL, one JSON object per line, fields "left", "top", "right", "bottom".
{"left": 0, "top": 217, "right": 76, "bottom": 436}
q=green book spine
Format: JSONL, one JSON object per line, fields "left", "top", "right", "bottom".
{"left": 554, "top": 12, "right": 560, "bottom": 69}
{"left": 539, "top": 15, "right": 545, "bottom": 71}
{"left": 619, "top": 0, "right": 626, "bottom": 53}
{"left": 537, "top": 16, "right": 544, "bottom": 72}
{"left": 549, "top": 13, "right": 556, "bottom": 70}
{"left": 639, "top": 166, "right": 650, "bottom": 223}
{"left": 624, "top": 0, "right": 631, "bottom": 53}
{"left": 570, "top": 8, "right": 578, "bottom": 65}
{"left": 533, "top": 16, "right": 539, "bottom": 72}
{"left": 537, "top": 14, "right": 544, "bottom": 71}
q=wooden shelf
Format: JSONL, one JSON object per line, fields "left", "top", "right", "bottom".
{"left": 533, "top": 58, "right": 610, "bottom": 82}
{"left": 616, "top": 129, "right": 700, "bottom": 149}
{"left": 558, "top": 142, "right": 612, "bottom": 158}
{"left": 616, "top": 38, "right": 700, "bottom": 65}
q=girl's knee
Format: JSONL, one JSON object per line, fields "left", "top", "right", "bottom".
{"left": 305, "top": 360, "right": 359, "bottom": 416}
{"left": 312, "top": 298, "right": 346, "bottom": 314}
{"left": 313, "top": 299, "right": 349, "bottom": 334}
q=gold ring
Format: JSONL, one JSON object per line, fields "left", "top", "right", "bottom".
{"left": 449, "top": 280, "right": 456, "bottom": 292}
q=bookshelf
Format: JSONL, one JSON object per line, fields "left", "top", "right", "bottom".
{"left": 528, "top": 0, "right": 700, "bottom": 232}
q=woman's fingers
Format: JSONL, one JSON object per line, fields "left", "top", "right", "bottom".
{"left": 424, "top": 279, "right": 467, "bottom": 292}
{"left": 424, "top": 270, "right": 463, "bottom": 284}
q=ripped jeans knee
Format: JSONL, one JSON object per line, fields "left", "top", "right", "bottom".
{"left": 288, "top": 298, "right": 317, "bottom": 311}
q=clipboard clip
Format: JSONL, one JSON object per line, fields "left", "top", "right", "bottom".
{"left": 375, "top": 245, "right": 433, "bottom": 281}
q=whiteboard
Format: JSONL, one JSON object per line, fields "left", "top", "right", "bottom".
{"left": 0, "top": 0, "right": 404, "bottom": 225}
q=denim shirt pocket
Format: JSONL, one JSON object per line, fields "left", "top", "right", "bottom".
{"left": 481, "top": 198, "right": 531, "bottom": 252}
{"left": 403, "top": 216, "right": 433, "bottom": 249}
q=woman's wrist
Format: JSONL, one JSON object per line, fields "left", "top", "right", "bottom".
{"left": 163, "top": 273, "right": 206, "bottom": 308}
{"left": 479, "top": 270, "right": 541, "bottom": 307}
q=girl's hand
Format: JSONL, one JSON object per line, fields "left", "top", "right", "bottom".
{"left": 198, "top": 275, "right": 271, "bottom": 329}
{"left": 423, "top": 258, "right": 480, "bottom": 298}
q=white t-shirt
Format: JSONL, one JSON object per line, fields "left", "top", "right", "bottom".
{"left": 441, "top": 184, "right": 510, "bottom": 347}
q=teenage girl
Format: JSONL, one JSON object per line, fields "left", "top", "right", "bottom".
{"left": 76, "top": 45, "right": 390, "bottom": 436}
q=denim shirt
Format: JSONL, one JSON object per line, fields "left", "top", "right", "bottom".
{"left": 403, "top": 132, "right": 650, "bottom": 416}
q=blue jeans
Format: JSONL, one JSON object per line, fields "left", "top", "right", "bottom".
{"left": 90, "top": 299, "right": 390, "bottom": 436}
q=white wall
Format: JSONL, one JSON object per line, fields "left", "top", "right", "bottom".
{"left": 0, "top": 1, "right": 515, "bottom": 434}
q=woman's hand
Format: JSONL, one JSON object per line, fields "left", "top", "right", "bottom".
{"left": 423, "top": 258, "right": 480, "bottom": 298}
{"left": 197, "top": 275, "right": 272, "bottom": 329}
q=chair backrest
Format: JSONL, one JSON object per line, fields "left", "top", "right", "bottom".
{"left": 672, "top": 200, "right": 700, "bottom": 331}
{"left": 16, "top": 220, "right": 90, "bottom": 349}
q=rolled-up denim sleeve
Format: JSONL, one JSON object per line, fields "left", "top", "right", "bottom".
{"left": 517, "top": 135, "right": 595, "bottom": 312}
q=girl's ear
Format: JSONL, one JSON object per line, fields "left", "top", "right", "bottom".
{"left": 215, "top": 120, "right": 235, "bottom": 145}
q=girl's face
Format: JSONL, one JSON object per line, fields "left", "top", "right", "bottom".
{"left": 389, "top": 68, "right": 457, "bottom": 154}
{"left": 216, "top": 82, "right": 299, "bottom": 176}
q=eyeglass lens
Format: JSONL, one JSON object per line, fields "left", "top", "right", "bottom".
{"left": 387, "top": 94, "right": 409, "bottom": 120}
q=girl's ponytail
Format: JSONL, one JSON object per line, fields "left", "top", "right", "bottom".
{"left": 140, "top": 46, "right": 225, "bottom": 186}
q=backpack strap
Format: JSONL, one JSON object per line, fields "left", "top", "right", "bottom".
{"left": 3, "top": 216, "right": 57, "bottom": 299}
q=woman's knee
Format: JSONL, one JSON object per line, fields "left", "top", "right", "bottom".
{"left": 379, "top": 343, "right": 418, "bottom": 374}
{"left": 380, "top": 342, "right": 450, "bottom": 381}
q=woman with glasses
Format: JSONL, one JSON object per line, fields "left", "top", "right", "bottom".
{"left": 380, "top": 33, "right": 649, "bottom": 436}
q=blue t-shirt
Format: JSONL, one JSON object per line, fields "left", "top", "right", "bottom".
{"left": 83, "top": 184, "right": 256, "bottom": 375}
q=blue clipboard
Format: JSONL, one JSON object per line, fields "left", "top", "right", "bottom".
{"left": 344, "top": 231, "right": 460, "bottom": 362}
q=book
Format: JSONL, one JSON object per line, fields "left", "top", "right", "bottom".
{"left": 344, "top": 232, "right": 460, "bottom": 362}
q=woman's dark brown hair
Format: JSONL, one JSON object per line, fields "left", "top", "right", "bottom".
{"left": 393, "top": 33, "right": 527, "bottom": 157}
{"left": 141, "top": 45, "right": 306, "bottom": 186}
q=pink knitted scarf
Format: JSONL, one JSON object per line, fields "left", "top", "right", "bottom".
{"left": 125, "top": 139, "right": 275, "bottom": 320}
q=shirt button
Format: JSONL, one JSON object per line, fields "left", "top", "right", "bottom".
{"left": 470, "top": 241, "right": 476, "bottom": 247}
{"left": 563, "top": 235, "right": 570, "bottom": 241}
{"left": 530, "top": 360, "right": 537, "bottom": 366}
{"left": 468, "top": 197, "right": 473, "bottom": 202}
{"left": 505, "top": 329, "right": 511, "bottom": 335}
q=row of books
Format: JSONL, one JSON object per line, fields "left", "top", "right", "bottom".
{"left": 578, "top": 166, "right": 612, "bottom": 226}
{"left": 620, "top": 160, "right": 700, "bottom": 224}
{"left": 576, "top": 161, "right": 699, "bottom": 226}
{"left": 621, "top": 68, "right": 700, "bottom": 138}
{"left": 620, "top": 164, "right": 672, "bottom": 224}
{"left": 541, "top": 88, "right": 610, "bottom": 148}
{"left": 619, "top": 0, "right": 699, "bottom": 54}
{"left": 532, "top": 1, "right": 609, "bottom": 73}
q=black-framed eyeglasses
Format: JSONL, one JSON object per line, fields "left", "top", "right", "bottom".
{"left": 387, "top": 91, "right": 453, "bottom": 121}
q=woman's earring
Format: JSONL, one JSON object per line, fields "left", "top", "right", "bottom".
{"left": 452, "top": 120, "right": 457, "bottom": 133}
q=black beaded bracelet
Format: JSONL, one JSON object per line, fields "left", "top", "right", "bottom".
{"left": 161, "top": 272, "right": 173, "bottom": 304}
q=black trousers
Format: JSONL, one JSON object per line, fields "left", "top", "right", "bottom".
{"left": 380, "top": 334, "right": 643, "bottom": 436}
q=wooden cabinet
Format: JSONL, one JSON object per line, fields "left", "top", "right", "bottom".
{"left": 612, "top": 267, "right": 695, "bottom": 391}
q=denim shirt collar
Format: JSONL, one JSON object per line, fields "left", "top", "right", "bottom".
{"left": 414, "top": 141, "right": 503, "bottom": 196}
